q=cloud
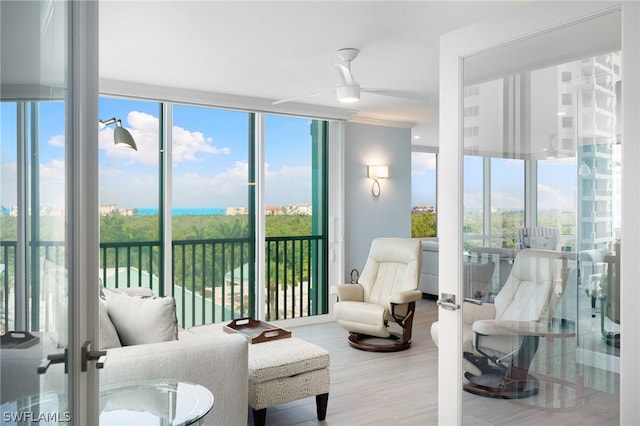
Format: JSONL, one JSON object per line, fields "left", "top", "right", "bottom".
{"left": 170, "top": 161, "right": 313, "bottom": 208}
{"left": 99, "top": 111, "right": 230, "bottom": 166}
{"left": 265, "top": 164, "right": 309, "bottom": 178}
{"left": 172, "top": 161, "right": 250, "bottom": 207}
{"left": 411, "top": 152, "right": 436, "bottom": 176}
{"left": 48, "top": 134, "right": 65, "bottom": 148}
{"left": 538, "top": 183, "right": 574, "bottom": 210}
{"left": 491, "top": 192, "right": 524, "bottom": 210}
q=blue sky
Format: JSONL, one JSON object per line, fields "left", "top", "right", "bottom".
{"left": 1, "top": 98, "right": 578, "bottom": 213}
{"left": 1, "top": 98, "right": 318, "bottom": 210}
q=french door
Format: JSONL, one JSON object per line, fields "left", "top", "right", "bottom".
{"left": 438, "top": 1, "right": 640, "bottom": 424}
{"left": 1, "top": 1, "right": 100, "bottom": 424}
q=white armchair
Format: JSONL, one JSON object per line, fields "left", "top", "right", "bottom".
{"left": 332, "top": 238, "right": 423, "bottom": 352}
{"left": 431, "top": 249, "right": 569, "bottom": 398}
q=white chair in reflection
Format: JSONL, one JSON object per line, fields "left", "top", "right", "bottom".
{"left": 579, "top": 248, "right": 620, "bottom": 347}
{"left": 516, "top": 227, "right": 560, "bottom": 251}
{"left": 431, "top": 249, "right": 569, "bottom": 398}
{"left": 578, "top": 249, "right": 607, "bottom": 318}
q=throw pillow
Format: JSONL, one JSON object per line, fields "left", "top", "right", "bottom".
{"left": 102, "top": 286, "right": 154, "bottom": 298}
{"left": 105, "top": 290, "right": 178, "bottom": 346}
{"left": 527, "top": 235, "right": 555, "bottom": 250}
{"left": 99, "top": 299, "right": 122, "bottom": 350}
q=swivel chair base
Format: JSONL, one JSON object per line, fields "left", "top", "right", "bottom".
{"left": 347, "top": 332, "right": 411, "bottom": 352}
{"left": 463, "top": 369, "right": 539, "bottom": 399}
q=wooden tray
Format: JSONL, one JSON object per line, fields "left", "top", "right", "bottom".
{"left": 1, "top": 331, "right": 39, "bottom": 349}
{"left": 224, "top": 318, "right": 291, "bottom": 344}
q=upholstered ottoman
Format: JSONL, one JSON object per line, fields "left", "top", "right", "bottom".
{"left": 248, "top": 336, "right": 330, "bottom": 426}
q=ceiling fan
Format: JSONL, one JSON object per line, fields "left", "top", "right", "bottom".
{"left": 272, "top": 48, "right": 424, "bottom": 106}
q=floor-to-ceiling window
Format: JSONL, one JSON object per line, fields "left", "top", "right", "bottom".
{"left": 171, "top": 105, "right": 254, "bottom": 327}
{"left": 96, "top": 99, "right": 328, "bottom": 328}
{"left": 264, "top": 115, "right": 328, "bottom": 320}
{"left": 98, "top": 98, "right": 162, "bottom": 295}
{"left": 411, "top": 150, "right": 437, "bottom": 238}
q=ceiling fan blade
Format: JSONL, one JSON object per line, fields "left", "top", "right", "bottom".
{"left": 361, "top": 88, "right": 426, "bottom": 101}
{"left": 272, "top": 89, "right": 336, "bottom": 105}
{"left": 331, "top": 63, "right": 356, "bottom": 87}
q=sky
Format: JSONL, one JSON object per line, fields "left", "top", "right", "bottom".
{"left": 1, "top": 98, "right": 318, "bottom": 211}
{"left": 2, "top": 97, "right": 580, "bottom": 214}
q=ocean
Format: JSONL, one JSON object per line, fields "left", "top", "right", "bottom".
{"left": 136, "top": 208, "right": 226, "bottom": 216}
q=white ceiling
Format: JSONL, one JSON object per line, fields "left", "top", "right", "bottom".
{"left": 99, "top": 1, "right": 525, "bottom": 137}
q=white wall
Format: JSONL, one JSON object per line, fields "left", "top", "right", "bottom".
{"left": 343, "top": 122, "right": 412, "bottom": 280}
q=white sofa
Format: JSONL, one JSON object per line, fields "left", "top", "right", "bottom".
{"left": 99, "top": 287, "right": 249, "bottom": 426}
{"left": 0, "top": 283, "right": 249, "bottom": 426}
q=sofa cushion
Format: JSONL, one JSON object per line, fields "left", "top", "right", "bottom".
{"left": 105, "top": 290, "right": 178, "bottom": 346}
{"left": 99, "top": 299, "right": 122, "bottom": 350}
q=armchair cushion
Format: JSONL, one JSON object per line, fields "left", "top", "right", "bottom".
{"left": 334, "top": 301, "right": 388, "bottom": 337}
{"left": 330, "top": 283, "right": 364, "bottom": 302}
{"left": 105, "top": 290, "right": 178, "bottom": 346}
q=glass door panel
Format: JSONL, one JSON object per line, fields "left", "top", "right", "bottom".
{"left": 1, "top": 0, "right": 73, "bottom": 420}
{"left": 171, "top": 105, "right": 253, "bottom": 326}
{"left": 264, "top": 115, "right": 327, "bottom": 320}
{"left": 460, "top": 11, "right": 620, "bottom": 423}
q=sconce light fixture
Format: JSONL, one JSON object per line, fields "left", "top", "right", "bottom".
{"left": 367, "top": 165, "right": 389, "bottom": 197}
{"left": 99, "top": 117, "right": 137, "bottom": 151}
{"left": 578, "top": 160, "right": 592, "bottom": 177}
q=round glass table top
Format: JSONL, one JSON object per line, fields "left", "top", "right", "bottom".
{"left": 100, "top": 379, "right": 214, "bottom": 426}
{"left": 0, "top": 379, "right": 213, "bottom": 426}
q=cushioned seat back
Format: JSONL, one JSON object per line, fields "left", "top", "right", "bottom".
{"left": 358, "top": 238, "right": 421, "bottom": 307}
{"left": 517, "top": 227, "right": 560, "bottom": 250}
{"left": 494, "top": 249, "right": 567, "bottom": 324}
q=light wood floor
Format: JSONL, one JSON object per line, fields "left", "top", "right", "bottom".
{"left": 247, "top": 297, "right": 620, "bottom": 426}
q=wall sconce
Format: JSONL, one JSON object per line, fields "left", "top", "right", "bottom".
{"left": 578, "top": 160, "right": 592, "bottom": 177}
{"left": 367, "top": 165, "right": 389, "bottom": 197}
{"left": 100, "top": 117, "right": 137, "bottom": 151}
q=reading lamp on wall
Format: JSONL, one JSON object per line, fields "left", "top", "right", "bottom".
{"left": 367, "top": 165, "right": 389, "bottom": 197}
{"left": 100, "top": 117, "right": 137, "bottom": 151}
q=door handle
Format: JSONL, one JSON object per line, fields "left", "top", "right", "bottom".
{"left": 81, "top": 341, "right": 107, "bottom": 372}
{"left": 38, "top": 349, "right": 68, "bottom": 374}
{"left": 436, "top": 293, "right": 461, "bottom": 311}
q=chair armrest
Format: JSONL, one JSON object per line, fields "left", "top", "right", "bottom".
{"left": 462, "top": 300, "right": 495, "bottom": 325}
{"left": 472, "top": 319, "right": 575, "bottom": 338}
{"left": 330, "top": 283, "right": 364, "bottom": 302}
{"left": 389, "top": 290, "right": 423, "bottom": 304}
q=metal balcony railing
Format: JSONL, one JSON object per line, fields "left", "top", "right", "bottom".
{"left": 0, "top": 235, "right": 326, "bottom": 332}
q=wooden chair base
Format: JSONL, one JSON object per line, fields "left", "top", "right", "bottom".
{"left": 463, "top": 371, "right": 539, "bottom": 399}
{"left": 347, "top": 332, "right": 411, "bottom": 352}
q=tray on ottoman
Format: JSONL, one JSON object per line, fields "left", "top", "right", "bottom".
{"left": 224, "top": 318, "right": 291, "bottom": 344}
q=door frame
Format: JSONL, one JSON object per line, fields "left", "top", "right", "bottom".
{"left": 437, "top": 2, "right": 640, "bottom": 424}
{"left": 69, "top": 0, "right": 100, "bottom": 423}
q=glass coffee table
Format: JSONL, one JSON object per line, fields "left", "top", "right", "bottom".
{"left": 100, "top": 379, "right": 214, "bottom": 425}
{"left": 0, "top": 379, "right": 213, "bottom": 425}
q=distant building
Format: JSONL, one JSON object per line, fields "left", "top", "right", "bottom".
{"left": 412, "top": 205, "right": 435, "bottom": 214}
{"left": 284, "top": 203, "right": 312, "bottom": 215}
{"left": 99, "top": 204, "right": 134, "bottom": 216}
{"left": 265, "top": 206, "right": 284, "bottom": 216}
{"left": 226, "top": 207, "right": 248, "bottom": 215}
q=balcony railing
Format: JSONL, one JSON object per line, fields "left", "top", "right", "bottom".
{"left": 0, "top": 235, "right": 326, "bottom": 332}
